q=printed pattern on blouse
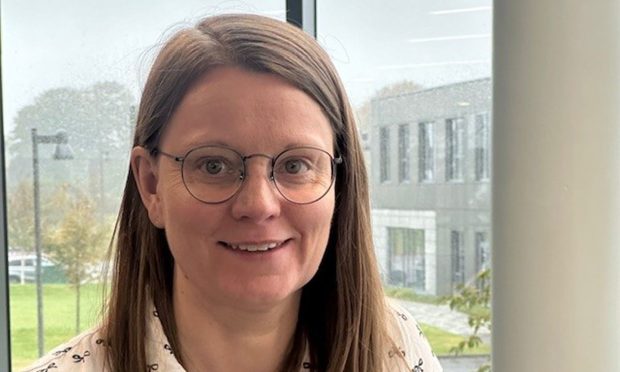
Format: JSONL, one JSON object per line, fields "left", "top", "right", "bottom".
{"left": 22, "top": 299, "right": 442, "bottom": 371}
{"left": 385, "top": 298, "right": 443, "bottom": 371}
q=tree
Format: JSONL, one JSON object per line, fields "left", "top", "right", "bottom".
{"left": 7, "top": 181, "right": 35, "bottom": 252}
{"left": 7, "top": 180, "right": 63, "bottom": 253}
{"left": 47, "top": 185, "right": 111, "bottom": 333}
{"left": 6, "top": 82, "right": 135, "bottom": 212}
{"left": 8, "top": 82, "right": 134, "bottom": 160}
{"left": 446, "top": 268, "right": 492, "bottom": 372}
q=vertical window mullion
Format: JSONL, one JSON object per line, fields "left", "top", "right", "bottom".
{"left": 286, "top": 0, "right": 316, "bottom": 38}
{"left": 0, "top": 15, "right": 11, "bottom": 369}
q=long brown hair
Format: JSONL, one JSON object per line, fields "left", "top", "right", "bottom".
{"left": 104, "top": 14, "right": 392, "bottom": 371}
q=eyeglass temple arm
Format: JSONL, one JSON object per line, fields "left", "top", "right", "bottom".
{"left": 151, "top": 148, "right": 184, "bottom": 162}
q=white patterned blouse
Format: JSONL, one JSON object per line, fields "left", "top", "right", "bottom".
{"left": 23, "top": 299, "right": 442, "bottom": 372}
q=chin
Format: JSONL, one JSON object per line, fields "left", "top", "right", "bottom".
{"left": 222, "top": 279, "right": 303, "bottom": 309}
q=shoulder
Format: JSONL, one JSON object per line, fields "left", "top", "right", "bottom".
{"left": 385, "top": 298, "right": 443, "bottom": 372}
{"left": 22, "top": 327, "right": 110, "bottom": 372}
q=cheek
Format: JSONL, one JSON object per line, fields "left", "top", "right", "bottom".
{"left": 299, "top": 192, "right": 335, "bottom": 259}
{"left": 158, "top": 171, "right": 207, "bottom": 228}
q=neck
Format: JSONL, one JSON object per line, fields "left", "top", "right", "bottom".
{"left": 172, "top": 270, "right": 301, "bottom": 372}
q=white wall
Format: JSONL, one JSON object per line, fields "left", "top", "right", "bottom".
{"left": 493, "top": 0, "right": 620, "bottom": 370}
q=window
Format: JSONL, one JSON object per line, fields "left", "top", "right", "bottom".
{"left": 398, "top": 124, "right": 411, "bottom": 182}
{"left": 418, "top": 121, "right": 434, "bottom": 182}
{"left": 319, "top": 1, "right": 493, "bottom": 360}
{"left": 380, "top": 126, "right": 390, "bottom": 182}
{"left": 387, "top": 228, "right": 425, "bottom": 292}
{"left": 475, "top": 113, "right": 490, "bottom": 181}
{"left": 446, "top": 118, "right": 465, "bottom": 181}
{"left": 3, "top": 2, "right": 286, "bottom": 369}
{"left": 451, "top": 230, "right": 465, "bottom": 287}
{"left": 475, "top": 231, "right": 490, "bottom": 273}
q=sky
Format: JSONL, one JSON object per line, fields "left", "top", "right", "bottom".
{"left": 1, "top": 0, "right": 491, "bottom": 135}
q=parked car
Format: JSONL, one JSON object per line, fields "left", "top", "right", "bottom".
{"left": 8, "top": 254, "right": 66, "bottom": 284}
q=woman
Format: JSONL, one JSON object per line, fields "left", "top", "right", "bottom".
{"left": 25, "top": 14, "right": 441, "bottom": 372}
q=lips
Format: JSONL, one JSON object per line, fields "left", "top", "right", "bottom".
{"left": 219, "top": 239, "right": 290, "bottom": 252}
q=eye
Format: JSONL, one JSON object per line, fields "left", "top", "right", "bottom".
{"left": 199, "top": 158, "right": 227, "bottom": 174}
{"left": 282, "top": 158, "right": 310, "bottom": 174}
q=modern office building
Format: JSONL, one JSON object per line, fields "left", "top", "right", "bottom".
{"left": 369, "top": 78, "right": 491, "bottom": 296}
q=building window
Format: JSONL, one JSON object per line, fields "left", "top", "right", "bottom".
{"left": 475, "top": 231, "right": 490, "bottom": 289}
{"left": 475, "top": 231, "right": 490, "bottom": 272}
{"left": 418, "top": 122, "right": 434, "bottom": 182}
{"left": 446, "top": 118, "right": 465, "bottom": 181}
{"left": 387, "top": 228, "right": 425, "bottom": 292}
{"left": 398, "top": 124, "right": 411, "bottom": 182}
{"left": 380, "top": 126, "right": 390, "bottom": 182}
{"left": 475, "top": 113, "right": 490, "bottom": 181}
{"left": 451, "top": 230, "right": 465, "bottom": 287}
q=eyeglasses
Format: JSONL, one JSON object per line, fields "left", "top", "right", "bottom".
{"left": 152, "top": 145, "right": 342, "bottom": 204}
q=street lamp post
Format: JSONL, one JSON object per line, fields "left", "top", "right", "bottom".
{"left": 31, "top": 128, "right": 73, "bottom": 357}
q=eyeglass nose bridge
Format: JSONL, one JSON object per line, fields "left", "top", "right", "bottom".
{"left": 240, "top": 153, "right": 277, "bottom": 182}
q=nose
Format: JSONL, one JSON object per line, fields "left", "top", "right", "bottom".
{"left": 230, "top": 158, "right": 281, "bottom": 222}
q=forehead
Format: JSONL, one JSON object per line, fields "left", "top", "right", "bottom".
{"left": 160, "top": 67, "right": 334, "bottom": 154}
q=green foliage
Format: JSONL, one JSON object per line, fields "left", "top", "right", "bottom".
{"left": 445, "top": 268, "right": 492, "bottom": 371}
{"left": 6, "top": 82, "right": 135, "bottom": 202}
{"left": 384, "top": 286, "right": 443, "bottom": 305}
{"left": 45, "top": 185, "right": 112, "bottom": 333}
{"left": 7, "top": 180, "right": 72, "bottom": 252}
{"left": 7, "top": 180, "right": 35, "bottom": 251}
{"left": 8, "top": 82, "right": 134, "bottom": 160}
{"left": 47, "top": 185, "right": 110, "bottom": 286}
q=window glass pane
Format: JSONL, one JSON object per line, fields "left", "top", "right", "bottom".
{"left": 418, "top": 122, "right": 435, "bottom": 182}
{"left": 318, "top": 1, "right": 492, "bottom": 369}
{"left": 380, "top": 126, "right": 390, "bottom": 182}
{"left": 475, "top": 113, "right": 491, "bottom": 181}
{"left": 3, "top": 2, "right": 284, "bottom": 369}
{"left": 398, "top": 124, "right": 411, "bottom": 183}
{"left": 446, "top": 117, "right": 465, "bottom": 181}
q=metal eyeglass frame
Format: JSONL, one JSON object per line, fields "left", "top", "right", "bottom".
{"left": 151, "top": 145, "right": 343, "bottom": 205}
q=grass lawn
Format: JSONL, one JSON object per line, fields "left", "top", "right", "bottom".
{"left": 384, "top": 286, "right": 444, "bottom": 305}
{"left": 420, "top": 323, "right": 490, "bottom": 356}
{"left": 9, "top": 284, "right": 488, "bottom": 370}
{"left": 9, "top": 284, "right": 105, "bottom": 371}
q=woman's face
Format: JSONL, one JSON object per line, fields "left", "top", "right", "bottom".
{"left": 136, "top": 67, "right": 336, "bottom": 309}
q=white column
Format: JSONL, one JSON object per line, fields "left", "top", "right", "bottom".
{"left": 492, "top": 0, "right": 620, "bottom": 371}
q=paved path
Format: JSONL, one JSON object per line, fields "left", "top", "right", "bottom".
{"left": 438, "top": 355, "right": 491, "bottom": 372}
{"left": 393, "top": 299, "right": 491, "bottom": 341}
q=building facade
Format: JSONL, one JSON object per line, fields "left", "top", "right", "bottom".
{"left": 369, "top": 78, "right": 491, "bottom": 296}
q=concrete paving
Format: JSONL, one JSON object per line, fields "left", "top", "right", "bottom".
{"left": 393, "top": 298, "right": 491, "bottom": 341}
{"left": 438, "top": 355, "right": 491, "bottom": 372}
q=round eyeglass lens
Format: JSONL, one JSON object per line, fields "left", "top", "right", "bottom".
{"left": 273, "top": 147, "right": 335, "bottom": 204}
{"left": 182, "top": 146, "right": 244, "bottom": 203}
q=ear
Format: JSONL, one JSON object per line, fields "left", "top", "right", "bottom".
{"left": 131, "top": 146, "right": 165, "bottom": 228}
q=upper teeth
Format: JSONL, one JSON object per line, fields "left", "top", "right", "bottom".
{"left": 227, "top": 242, "right": 282, "bottom": 252}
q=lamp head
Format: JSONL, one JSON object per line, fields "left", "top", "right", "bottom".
{"left": 53, "top": 130, "right": 74, "bottom": 160}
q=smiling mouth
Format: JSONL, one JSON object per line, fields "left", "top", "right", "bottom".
{"left": 219, "top": 239, "right": 290, "bottom": 252}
